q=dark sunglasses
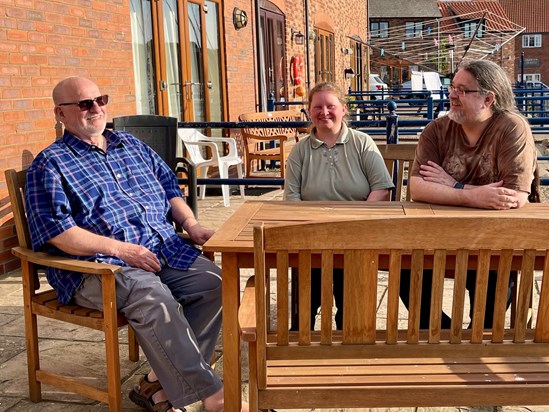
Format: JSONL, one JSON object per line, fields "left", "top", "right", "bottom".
{"left": 58, "top": 95, "right": 109, "bottom": 111}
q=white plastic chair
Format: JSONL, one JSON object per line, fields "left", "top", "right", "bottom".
{"left": 178, "top": 128, "right": 245, "bottom": 207}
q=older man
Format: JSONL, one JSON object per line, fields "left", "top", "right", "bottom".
{"left": 24, "top": 77, "right": 243, "bottom": 412}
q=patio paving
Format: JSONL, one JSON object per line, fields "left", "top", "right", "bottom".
{"left": 1, "top": 183, "right": 549, "bottom": 412}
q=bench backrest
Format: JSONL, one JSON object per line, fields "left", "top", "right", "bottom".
{"left": 253, "top": 216, "right": 549, "bottom": 388}
{"left": 239, "top": 109, "right": 303, "bottom": 139}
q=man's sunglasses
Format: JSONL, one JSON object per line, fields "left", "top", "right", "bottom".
{"left": 58, "top": 95, "right": 109, "bottom": 111}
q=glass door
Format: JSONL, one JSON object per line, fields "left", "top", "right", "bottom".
{"left": 130, "top": 0, "right": 226, "bottom": 123}
{"left": 260, "top": 8, "right": 286, "bottom": 102}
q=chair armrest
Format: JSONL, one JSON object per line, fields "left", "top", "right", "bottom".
{"left": 238, "top": 276, "right": 257, "bottom": 342}
{"left": 12, "top": 246, "right": 121, "bottom": 276}
{"left": 201, "top": 136, "right": 240, "bottom": 158}
{"left": 183, "top": 140, "right": 221, "bottom": 160}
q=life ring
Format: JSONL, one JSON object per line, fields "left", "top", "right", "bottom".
{"left": 290, "top": 54, "right": 304, "bottom": 86}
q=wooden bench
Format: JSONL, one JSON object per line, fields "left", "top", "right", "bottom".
{"left": 238, "top": 109, "right": 304, "bottom": 178}
{"left": 239, "top": 216, "right": 549, "bottom": 411}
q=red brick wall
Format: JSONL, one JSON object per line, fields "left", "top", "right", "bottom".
{"left": 225, "top": 0, "right": 368, "bottom": 116}
{"left": 0, "top": 0, "right": 136, "bottom": 274}
{"left": 512, "top": 34, "right": 549, "bottom": 85}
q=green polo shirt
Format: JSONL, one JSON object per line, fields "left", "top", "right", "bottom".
{"left": 284, "top": 124, "right": 394, "bottom": 201}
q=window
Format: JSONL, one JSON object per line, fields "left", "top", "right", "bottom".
{"left": 518, "top": 74, "right": 541, "bottom": 83}
{"left": 464, "top": 21, "right": 483, "bottom": 38}
{"left": 523, "top": 34, "right": 542, "bottom": 48}
{"left": 370, "top": 22, "right": 388, "bottom": 38}
{"left": 405, "top": 22, "right": 422, "bottom": 38}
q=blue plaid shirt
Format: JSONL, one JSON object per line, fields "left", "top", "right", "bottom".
{"left": 25, "top": 129, "right": 201, "bottom": 304}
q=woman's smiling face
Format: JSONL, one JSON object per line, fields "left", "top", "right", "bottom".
{"left": 309, "top": 90, "right": 347, "bottom": 134}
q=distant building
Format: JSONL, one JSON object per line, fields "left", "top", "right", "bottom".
{"left": 368, "top": 0, "right": 442, "bottom": 87}
{"left": 499, "top": 0, "right": 549, "bottom": 86}
{"left": 368, "top": 0, "right": 523, "bottom": 87}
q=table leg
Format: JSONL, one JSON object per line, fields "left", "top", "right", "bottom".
{"left": 222, "top": 252, "right": 241, "bottom": 412}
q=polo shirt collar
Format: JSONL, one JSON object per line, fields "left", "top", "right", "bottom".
{"left": 309, "top": 123, "right": 350, "bottom": 149}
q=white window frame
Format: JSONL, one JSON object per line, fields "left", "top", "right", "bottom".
{"left": 405, "top": 21, "right": 422, "bottom": 38}
{"left": 371, "top": 21, "right": 388, "bottom": 38}
{"left": 518, "top": 74, "right": 541, "bottom": 83}
{"left": 522, "top": 34, "right": 542, "bottom": 48}
{"left": 464, "top": 21, "right": 483, "bottom": 38}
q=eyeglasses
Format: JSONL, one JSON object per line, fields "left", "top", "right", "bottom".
{"left": 58, "top": 95, "right": 109, "bottom": 111}
{"left": 448, "top": 85, "right": 481, "bottom": 97}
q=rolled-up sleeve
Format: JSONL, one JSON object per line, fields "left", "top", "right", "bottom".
{"left": 25, "top": 161, "right": 77, "bottom": 251}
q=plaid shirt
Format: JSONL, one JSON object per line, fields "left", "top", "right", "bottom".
{"left": 25, "top": 129, "right": 200, "bottom": 304}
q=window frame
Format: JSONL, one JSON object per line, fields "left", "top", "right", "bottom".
{"left": 522, "top": 34, "right": 542, "bottom": 48}
{"left": 405, "top": 21, "right": 422, "bottom": 38}
{"left": 370, "top": 21, "right": 388, "bottom": 38}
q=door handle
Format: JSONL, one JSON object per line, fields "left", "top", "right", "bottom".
{"left": 183, "top": 81, "right": 202, "bottom": 100}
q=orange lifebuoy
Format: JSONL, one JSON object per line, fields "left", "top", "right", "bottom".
{"left": 290, "top": 54, "right": 304, "bottom": 86}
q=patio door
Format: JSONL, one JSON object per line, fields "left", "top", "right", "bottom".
{"left": 260, "top": 5, "right": 287, "bottom": 102}
{"left": 130, "top": 0, "right": 226, "bottom": 123}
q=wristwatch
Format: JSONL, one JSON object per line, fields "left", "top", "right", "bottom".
{"left": 453, "top": 181, "right": 465, "bottom": 189}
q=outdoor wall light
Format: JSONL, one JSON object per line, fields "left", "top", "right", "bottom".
{"left": 233, "top": 8, "right": 248, "bottom": 30}
{"left": 344, "top": 67, "right": 355, "bottom": 80}
{"left": 291, "top": 28, "right": 305, "bottom": 45}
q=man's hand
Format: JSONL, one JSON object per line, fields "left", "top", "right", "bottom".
{"left": 48, "top": 226, "right": 162, "bottom": 272}
{"left": 469, "top": 181, "right": 520, "bottom": 210}
{"left": 115, "top": 243, "right": 162, "bottom": 272}
{"left": 185, "top": 222, "right": 215, "bottom": 245}
{"left": 419, "top": 161, "right": 457, "bottom": 187}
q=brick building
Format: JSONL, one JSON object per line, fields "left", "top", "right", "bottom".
{"left": 0, "top": 0, "right": 367, "bottom": 274}
{"left": 499, "top": 0, "right": 549, "bottom": 86}
{"left": 368, "top": 0, "right": 442, "bottom": 87}
{"left": 368, "top": 0, "right": 520, "bottom": 87}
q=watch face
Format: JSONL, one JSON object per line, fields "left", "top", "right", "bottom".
{"left": 454, "top": 182, "right": 464, "bottom": 189}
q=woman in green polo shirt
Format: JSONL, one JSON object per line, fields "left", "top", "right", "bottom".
{"left": 284, "top": 82, "right": 394, "bottom": 329}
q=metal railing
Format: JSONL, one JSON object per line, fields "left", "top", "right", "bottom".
{"left": 108, "top": 109, "right": 549, "bottom": 214}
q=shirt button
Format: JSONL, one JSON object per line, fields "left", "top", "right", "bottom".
{"left": 116, "top": 173, "right": 122, "bottom": 178}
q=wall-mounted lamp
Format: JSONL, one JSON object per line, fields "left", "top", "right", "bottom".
{"left": 233, "top": 8, "right": 248, "bottom": 30}
{"left": 291, "top": 28, "right": 305, "bottom": 45}
{"left": 344, "top": 68, "right": 356, "bottom": 80}
{"left": 341, "top": 47, "right": 354, "bottom": 55}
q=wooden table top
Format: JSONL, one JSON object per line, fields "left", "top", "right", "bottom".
{"left": 204, "top": 200, "right": 549, "bottom": 253}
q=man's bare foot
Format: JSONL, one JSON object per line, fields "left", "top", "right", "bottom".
{"left": 203, "top": 388, "right": 249, "bottom": 412}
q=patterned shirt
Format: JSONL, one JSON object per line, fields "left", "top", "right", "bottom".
{"left": 25, "top": 129, "right": 201, "bottom": 304}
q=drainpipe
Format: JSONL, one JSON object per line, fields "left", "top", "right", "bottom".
{"left": 304, "top": 0, "right": 311, "bottom": 90}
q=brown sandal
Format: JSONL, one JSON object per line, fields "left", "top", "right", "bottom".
{"left": 129, "top": 375, "right": 181, "bottom": 412}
